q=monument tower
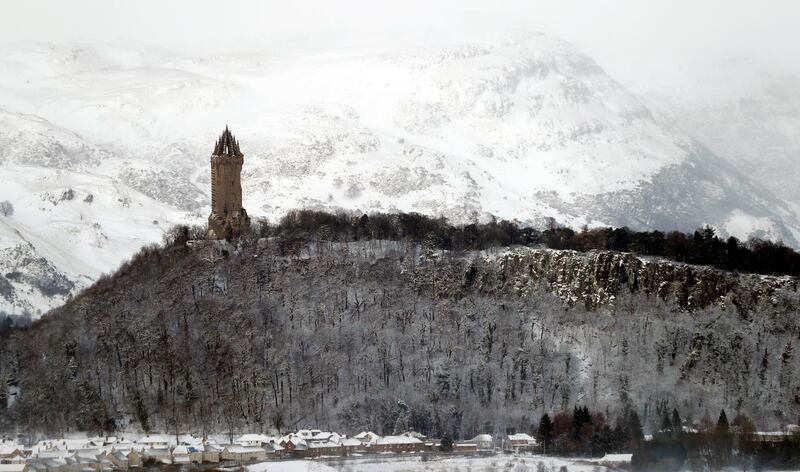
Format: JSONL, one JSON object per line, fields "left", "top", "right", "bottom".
{"left": 207, "top": 126, "right": 250, "bottom": 239}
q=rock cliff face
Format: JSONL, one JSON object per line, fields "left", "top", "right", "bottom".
{"left": 1, "top": 239, "right": 798, "bottom": 437}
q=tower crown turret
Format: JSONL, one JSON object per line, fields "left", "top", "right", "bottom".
{"left": 213, "top": 125, "right": 243, "bottom": 157}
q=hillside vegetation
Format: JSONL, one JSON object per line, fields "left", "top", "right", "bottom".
{"left": 0, "top": 212, "right": 798, "bottom": 439}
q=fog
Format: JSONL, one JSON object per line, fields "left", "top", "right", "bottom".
{"left": 3, "top": 0, "right": 800, "bottom": 73}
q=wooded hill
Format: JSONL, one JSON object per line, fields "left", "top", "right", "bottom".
{"left": 1, "top": 212, "right": 798, "bottom": 439}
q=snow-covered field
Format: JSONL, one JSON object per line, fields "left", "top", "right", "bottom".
{"left": 248, "top": 455, "right": 619, "bottom": 472}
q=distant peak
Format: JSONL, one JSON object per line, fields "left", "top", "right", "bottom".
{"left": 213, "top": 126, "right": 242, "bottom": 157}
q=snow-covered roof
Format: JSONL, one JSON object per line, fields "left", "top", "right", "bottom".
{"left": 376, "top": 436, "right": 422, "bottom": 445}
{"left": 340, "top": 438, "right": 362, "bottom": 447}
{"left": 37, "top": 451, "right": 71, "bottom": 459}
{"left": 223, "top": 446, "right": 264, "bottom": 454}
{"left": 108, "top": 451, "right": 127, "bottom": 461}
{"left": 507, "top": 433, "right": 535, "bottom": 442}
{"left": 236, "top": 434, "right": 271, "bottom": 444}
{"left": 0, "top": 445, "right": 22, "bottom": 455}
{"left": 0, "top": 465, "right": 26, "bottom": 472}
{"left": 470, "top": 434, "right": 493, "bottom": 443}
{"left": 142, "top": 448, "right": 171, "bottom": 457}
{"left": 139, "top": 435, "right": 170, "bottom": 444}
{"left": 263, "top": 443, "right": 284, "bottom": 452}
{"left": 308, "top": 441, "right": 341, "bottom": 449}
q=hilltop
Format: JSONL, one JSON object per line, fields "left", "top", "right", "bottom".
{"left": 1, "top": 219, "right": 798, "bottom": 437}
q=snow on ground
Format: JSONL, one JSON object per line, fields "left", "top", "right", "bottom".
{"left": 314, "top": 454, "right": 617, "bottom": 472}
{"left": 248, "top": 461, "right": 338, "bottom": 472}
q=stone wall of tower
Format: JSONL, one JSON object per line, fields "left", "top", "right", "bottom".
{"left": 210, "top": 154, "right": 244, "bottom": 217}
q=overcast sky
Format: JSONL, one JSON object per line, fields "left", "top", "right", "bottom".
{"left": 3, "top": 0, "right": 799, "bottom": 71}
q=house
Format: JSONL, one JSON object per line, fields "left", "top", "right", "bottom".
{"left": 340, "top": 438, "right": 362, "bottom": 455}
{"left": 202, "top": 444, "right": 221, "bottom": 463}
{"left": 279, "top": 436, "right": 307, "bottom": 456}
{"left": 220, "top": 446, "right": 267, "bottom": 462}
{"left": 503, "top": 433, "right": 537, "bottom": 452}
{"left": 373, "top": 436, "right": 424, "bottom": 454}
{"left": 262, "top": 442, "right": 285, "bottom": 459}
{"left": 236, "top": 435, "right": 271, "bottom": 447}
{"left": 104, "top": 452, "right": 129, "bottom": 471}
{"left": 141, "top": 448, "right": 171, "bottom": 465}
{"left": 125, "top": 450, "right": 141, "bottom": 468}
{"left": 0, "top": 445, "right": 22, "bottom": 462}
{"left": 170, "top": 446, "right": 202, "bottom": 464}
{"left": 306, "top": 442, "right": 342, "bottom": 458}
{"left": 137, "top": 436, "right": 169, "bottom": 449}
{"left": 453, "top": 443, "right": 478, "bottom": 453}
{"left": 468, "top": 434, "right": 494, "bottom": 450}
{"left": 353, "top": 432, "right": 380, "bottom": 445}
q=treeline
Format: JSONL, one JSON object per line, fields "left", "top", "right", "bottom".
{"left": 169, "top": 209, "right": 800, "bottom": 276}
{"left": 535, "top": 406, "right": 644, "bottom": 457}
{"left": 634, "top": 408, "right": 800, "bottom": 471}
{"left": 0, "top": 314, "right": 30, "bottom": 340}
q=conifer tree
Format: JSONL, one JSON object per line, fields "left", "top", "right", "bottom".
{"left": 538, "top": 413, "right": 553, "bottom": 453}
{"left": 716, "top": 409, "right": 729, "bottom": 434}
{"left": 671, "top": 408, "right": 682, "bottom": 435}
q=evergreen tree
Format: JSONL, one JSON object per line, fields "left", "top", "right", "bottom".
{"left": 660, "top": 411, "right": 673, "bottom": 434}
{"left": 671, "top": 408, "right": 682, "bottom": 436}
{"left": 538, "top": 413, "right": 553, "bottom": 452}
{"left": 627, "top": 410, "right": 644, "bottom": 449}
{"left": 716, "top": 409, "right": 730, "bottom": 434}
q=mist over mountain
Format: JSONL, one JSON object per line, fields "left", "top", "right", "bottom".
{"left": 1, "top": 33, "right": 799, "bottom": 318}
{"left": 616, "top": 55, "right": 800, "bottom": 214}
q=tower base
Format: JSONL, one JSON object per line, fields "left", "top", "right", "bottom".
{"left": 207, "top": 209, "right": 250, "bottom": 240}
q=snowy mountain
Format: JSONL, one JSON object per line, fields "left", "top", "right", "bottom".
{"left": 614, "top": 55, "right": 800, "bottom": 215}
{"left": 1, "top": 34, "right": 799, "bottom": 317}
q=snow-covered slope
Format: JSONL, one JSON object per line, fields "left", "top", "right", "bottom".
{"left": 615, "top": 55, "right": 800, "bottom": 217}
{"left": 0, "top": 166, "right": 190, "bottom": 317}
{"left": 0, "top": 34, "right": 798, "bottom": 317}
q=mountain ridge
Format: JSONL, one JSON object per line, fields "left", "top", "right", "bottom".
{"left": 1, "top": 33, "right": 799, "bottom": 318}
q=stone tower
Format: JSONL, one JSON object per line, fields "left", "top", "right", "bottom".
{"left": 207, "top": 126, "right": 250, "bottom": 239}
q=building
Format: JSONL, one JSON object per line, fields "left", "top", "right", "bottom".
{"left": 353, "top": 432, "right": 380, "bottom": 446}
{"left": 137, "top": 436, "right": 169, "bottom": 449}
{"left": 207, "top": 126, "right": 250, "bottom": 239}
{"left": 340, "top": 438, "right": 363, "bottom": 455}
{"left": 202, "top": 444, "right": 221, "bottom": 463}
{"left": 372, "top": 436, "right": 425, "bottom": 454}
{"left": 503, "top": 433, "right": 537, "bottom": 452}
{"left": 103, "top": 452, "right": 128, "bottom": 471}
{"left": 141, "top": 448, "right": 171, "bottom": 465}
{"left": 262, "top": 442, "right": 285, "bottom": 459}
{"left": 236, "top": 435, "right": 272, "bottom": 447}
{"left": 305, "top": 442, "right": 342, "bottom": 458}
{"left": 0, "top": 445, "right": 22, "bottom": 463}
{"left": 125, "top": 451, "right": 141, "bottom": 468}
{"left": 220, "top": 446, "right": 267, "bottom": 462}
{"left": 170, "top": 446, "right": 202, "bottom": 464}
{"left": 468, "top": 434, "right": 494, "bottom": 450}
